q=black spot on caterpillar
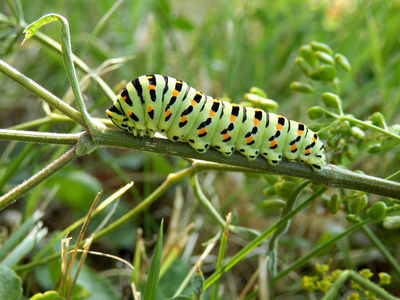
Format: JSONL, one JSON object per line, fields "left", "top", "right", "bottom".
{"left": 106, "top": 74, "right": 326, "bottom": 171}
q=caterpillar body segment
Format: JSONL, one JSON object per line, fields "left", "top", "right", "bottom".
{"left": 106, "top": 74, "right": 326, "bottom": 171}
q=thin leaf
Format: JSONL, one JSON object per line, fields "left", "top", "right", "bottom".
{"left": 22, "top": 14, "right": 61, "bottom": 44}
{"left": 143, "top": 219, "right": 164, "bottom": 300}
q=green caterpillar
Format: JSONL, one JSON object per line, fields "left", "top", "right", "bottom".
{"left": 106, "top": 74, "right": 326, "bottom": 171}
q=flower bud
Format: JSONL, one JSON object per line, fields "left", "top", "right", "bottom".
{"left": 334, "top": 53, "right": 351, "bottom": 72}
{"left": 321, "top": 93, "right": 342, "bottom": 109}
{"left": 316, "top": 65, "right": 336, "bottom": 81}
{"left": 310, "top": 41, "right": 333, "bottom": 55}
{"left": 299, "top": 45, "right": 317, "bottom": 66}
{"left": 367, "top": 201, "right": 387, "bottom": 221}
{"left": 290, "top": 81, "right": 315, "bottom": 93}
{"left": 315, "top": 51, "right": 335, "bottom": 64}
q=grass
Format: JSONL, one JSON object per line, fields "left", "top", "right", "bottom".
{"left": 1, "top": 0, "right": 400, "bottom": 299}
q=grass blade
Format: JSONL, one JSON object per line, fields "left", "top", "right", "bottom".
{"left": 142, "top": 219, "right": 164, "bottom": 300}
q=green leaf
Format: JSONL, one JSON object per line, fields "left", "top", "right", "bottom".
{"left": 73, "top": 265, "right": 119, "bottom": 300}
{"left": 29, "top": 291, "right": 66, "bottom": 300}
{"left": 0, "top": 210, "right": 43, "bottom": 260}
{"left": 143, "top": 219, "right": 164, "bottom": 300}
{"left": 45, "top": 170, "right": 102, "bottom": 210}
{"left": 170, "top": 17, "right": 194, "bottom": 30}
{"left": 22, "top": 14, "right": 61, "bottom": 44}
{"left": 0, "top": 265, "right": 23, "bottom": 300}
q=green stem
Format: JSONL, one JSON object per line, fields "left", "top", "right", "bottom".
{"left": 0, "top": 59, "right": 85, "bottom": 127}
{"left": 32, "top": 31, "right": 116, "bottom": 101}
{"left": 96, "top": 129, "right": 400, "bottom": 199}
{"left": 203, "top": 188, "right": 326, "bottom": 290}
{"left": 78, "top": 0, "right": 124, "bottom": 56}
{"left": 93, "top": 167, "right": 192, "bottom": 239}
{"left": 362, "top": 224, "right": 400, "bottom": 277}
{"left": 0, "top": 146, "right": 77, "bottom": 210}
{"left": 318, "top": 107, "right": 400, "bottom": 141}
{"left": 322, "top": 270, "right": 397, "bottom": 300}
{"left": 0, "top": 129, "right": 80, "bottom": 145}
{"left": 55, "top": 14, "right": 97, "bottom": 134}
{"left": 268, "top": 180, "right": 312, "bottom": 276}
{"left": 271, "top": 219, "right": 370, "bottom": 283}
{"left": 190, "top": 174, "right": 226, "bottom": 228}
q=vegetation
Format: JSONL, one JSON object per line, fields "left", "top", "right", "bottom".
{"left": 0, "top": 0, "right": 400, "bottom": 299}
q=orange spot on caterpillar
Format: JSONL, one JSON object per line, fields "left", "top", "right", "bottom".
{"left": 122, "top": 96, "right": 127, "bottom": 101}
{"left": 222, "top": 133, "right": 230, "bottom": 140}
{"left": 209, "top": 110, "right": 216, "bottom": 117}
{"left": 312, "top": 137, "right": 317, "bottom": 142}
{"left": 172, "top": 90, "right": 179, "bottom": 97}
{"left": 270, "top": 140, "right": 277, "bottom": 147}
{"left": 127, "top": 111, "right": 132, "bottom": 116}
{"left": 230, "top": 115, "right": 237, "bottom": 122}
{"left": 246, "top": 136, "right": 254, "bottom": 144}
{"left": 198, "top": 128, "right": 206, "bottom": 134}
{"left": 165, "top": 109, "right": 172, "bottom": 117}
{"left": 305, "top": 149, "right": 311, "bottom": 154}
{"left": 253, "top": 118, "right": 260, "bottom": 126}
{"left": 118, "top": 118, "right": 124, "bottom": 122}
{"left": 191, "top": 99, "right": 197, "bottom": 106}
{"left": 297, "top": 130, "right": 303, "bottom": 136}
{"left": 180, "top": 116, "right": 187, "bottom": 123}
{"left": 147, "top": 85, "right": 155, "bottom": 90}
{"left": 291, "top": 144, "right": 297, "bottom": 151}
{"left": 147, "top": 105, "right": 153, "bottom": 112}
{"left": 276, "top": 123, "right": 283, "bottom": 130}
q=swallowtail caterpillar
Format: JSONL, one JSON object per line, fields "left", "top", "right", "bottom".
{"left": 106, "top": 74, "right": 326, "bottom": 171}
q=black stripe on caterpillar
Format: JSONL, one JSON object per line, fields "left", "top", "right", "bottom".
{"left": 106, "top": 74, "right": 326, "bottom": 171}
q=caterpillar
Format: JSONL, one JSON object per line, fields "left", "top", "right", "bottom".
{"left": 106, "top": 74, "right": 326, "bottom": 171}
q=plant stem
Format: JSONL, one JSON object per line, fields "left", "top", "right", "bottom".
{"left": 362, "top": 224, "right": 400, "bottom": 277}
{"left": 203, "top": 188, "right": 326, "bottom": 290}
{"left": 96, "top": 129, "right": 400, "bottom": 199}
{"left": 268, "top": 180, "right": 312, "bottom": 276}
{"left": 93, "top": 167, "right": 192, "bottom": 239}
{"left": 0, "top": 146, "right": 77, "bottom": 210}
{"left": 322, "top": 270, "right": 397, "bottom": 300}
{"left": 0, "top": 129, "right": 80, "bottom": 145}
{"left": 32, "top": 31, "right": 116, "bottom": 102}
{"left": 271, "top": 219, "right": 370, "bottom": 283}
{"left": 0, "top": 59, "right": 85, "bottom": 127}
{"left": 190, "top": 174, "right": 226, "bottom": 228}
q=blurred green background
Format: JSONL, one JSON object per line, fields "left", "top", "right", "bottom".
{"left": 1, "top": 0, "right": 400, "bottom": 298}
{"left": 2, "top": 0, "right": 399, "bottom": 127}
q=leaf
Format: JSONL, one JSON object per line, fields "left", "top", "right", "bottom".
{"left": 22, "top": 14, "right": 61, "bottom": 45}
{"left": 45, "top": 170, "right": 102, "bottom": 210}
{"left": 142, "top": 220, "right": 164, "bottom": 300}
{"left": 170, "top": 17, "right": 194, "bottom": 30}
{"left": 72, "top": 265, "right": 119, "bottom": 300}
{"left": 29, "top": 291, "right": 66, "bottom": 300}
{"left": 0, "top": 265, "right": 23, "bottom": 300}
